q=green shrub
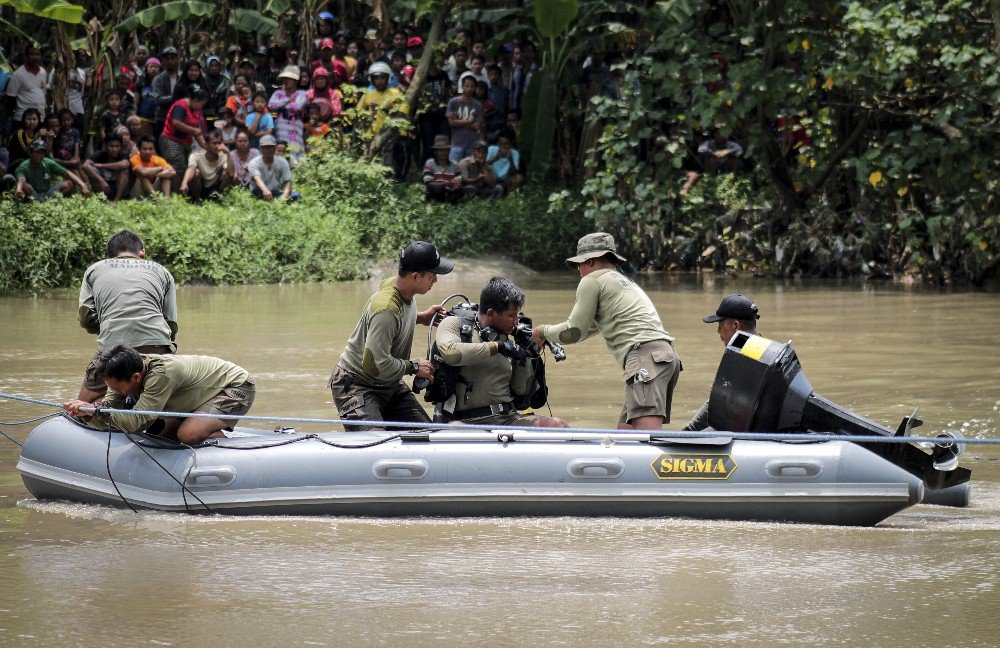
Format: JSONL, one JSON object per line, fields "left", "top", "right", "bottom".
{"left": 0, "top": 146, "right": 590, "bottom": 293}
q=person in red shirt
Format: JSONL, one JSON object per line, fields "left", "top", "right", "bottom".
{"left": 159, "top": 88, "right": 208, "bottom": 193}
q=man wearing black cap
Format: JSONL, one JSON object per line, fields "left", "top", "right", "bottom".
{"left": 532, "top": 232, "right": 680, "bottom": 431}
{"left": 328, "top": 241, "right": 453, "bottom": 430}
{"left": 682, "top": 294, "right": 760, "bottom": 431}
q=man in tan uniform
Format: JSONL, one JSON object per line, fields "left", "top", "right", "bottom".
{"left": 682, "top": 294, "right": 760, "bottom": 431}
{"left": 77, "top": 230, "right": 178, "bottom": 403}
{"left": 532, "top": 233, "right": 680, "bottom": 430}
{"left": 64, "top": 344, "right": 255, "bottom": 445}
{"left": 435, "top": 276, "right": 567, "bottom": 427}
{"left": 328, "top": 241, "right": 451, "bottom": 431}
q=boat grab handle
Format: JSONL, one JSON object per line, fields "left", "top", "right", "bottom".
{"left": 567, "top": 458, "right": 624, "bottom": 479}
{"left": 373, "top": 459, "right": 428, "bottom": 480}
{"left": 185, "top": 466, "right": 236, "bottom": 487}
{"left": 765, "top": 460, "right": 823, "bottom": 479}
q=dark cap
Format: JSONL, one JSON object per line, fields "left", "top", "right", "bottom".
{"left": 703, "top": 294, "right": 760, "bottom": 323}
{"left": 399, "top": 241, "right": 454, "bottom": 274}
{"left": 28, "top": 139, "right": 47, "bottom": 152}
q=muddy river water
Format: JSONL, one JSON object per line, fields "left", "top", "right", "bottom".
{"left": 1, "top": 264, "right": 998, "bottom": 646}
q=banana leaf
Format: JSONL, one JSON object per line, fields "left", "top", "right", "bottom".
{"left": 114, "top": 1, "right": 216, "bottom": 34}
{"left": 1, "top": 0, "right": 83, "bottom": 23}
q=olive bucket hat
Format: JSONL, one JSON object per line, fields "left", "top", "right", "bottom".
{"left": 566, "top": 232, "right": 627, "bottom": 265}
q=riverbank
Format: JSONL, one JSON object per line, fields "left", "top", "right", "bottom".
{"left": 0, "top": 149, "right": 591, "bottom": 293}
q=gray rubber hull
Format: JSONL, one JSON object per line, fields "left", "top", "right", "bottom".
{"left": 17, "top": 417, "right": 925, "bottom": 526}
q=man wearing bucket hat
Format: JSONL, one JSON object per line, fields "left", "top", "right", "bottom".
{"left": 682, "top": 295, "right": 760, "bottom": 431}
{"left": 328, "top": 241, "right": 453, "bottom": 431}
{"left": 532, "top": 233, "right": 680, "bottom": 430}
{"left": 422, "top": 134, "right": 462, "bottom": 203}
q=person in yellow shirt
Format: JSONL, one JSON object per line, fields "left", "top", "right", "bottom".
{"left": 357, "top": 62, "right": 410, "bottom": 179}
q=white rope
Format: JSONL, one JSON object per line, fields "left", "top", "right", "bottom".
{"left": 2, "top": 390, "right": 997, "bottom": 446}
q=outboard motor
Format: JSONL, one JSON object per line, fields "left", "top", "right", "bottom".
{"left": 707, "top": 332, "right": 971, "bottom": 492}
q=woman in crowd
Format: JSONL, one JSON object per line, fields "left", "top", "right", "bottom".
{"left": 172, "top": 60, "right": 205, "bottom": 103}
{"left": 297, "top": 68, "right": 312, "bottom": 92}
{"left": 160, "top": 87, "right": 209, "bottom": 192}
{"left": 134, "top": 57, "right": 161, "bottom": 137}
{"left": 7, "top": 108, "right": 44, "bottom": 169}
{"left": 225, "top": 74, "right": 254, "bottom": 125}
{"left": 228, "top": 130, "right": 260, "bottom": 188}
{"left": 306, "top": 67, "right": 342, "bottom": 123}
{"left": 268, "top": 66, "right": 308, "bottom": 162}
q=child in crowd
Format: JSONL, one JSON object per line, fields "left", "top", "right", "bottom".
{"left": 116, "top": 73, "right": 136, "bottom": 115}
{"left": 43, "top": 113, "right": 60, "bottom": 142}
{"left": 245, "top": 92, "right": 275, "bottom": 147}
{"left": 217, "top": 107, "right": 240, "bottom": 148}
{"left": 303, "top": 103, "right": 330, "bottom": 151}
{"left": 275, "top": 140, "right": 290, "bottom": 163}
{"left": 7, "top": 108, "right": 44, "bottom": 171}
{"left": 51, "top": 108, "right": 82, "bottom": 173}
{"left": 98, "top": 89, "right": 127, "bottom": 143}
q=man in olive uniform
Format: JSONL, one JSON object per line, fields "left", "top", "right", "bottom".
{"left": 328, "top": 241, "right": 452, "bottom": 431}
{"left": 436, "top": 276, "right": 567, "bottom": 427}
{"left": 682, "top": 294, "right": 760, "bottom": 431}
{"left": 63, "top": 344, "right": 255, "bottom": 445}
{"left": 77, "top": 230, "right": 178, "bottom": 403}
{"left": 531, "top": 233, "right": 680, "bottom": 430}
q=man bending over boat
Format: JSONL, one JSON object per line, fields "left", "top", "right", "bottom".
{"left": 435, "top": 276, "right": 567, "bottom": 427}
{"left": 682, "top": 294, "right": 760, "bottom": 431}
{"left": 531, "top": 233, "right": 680, "bottom": 431}
{"left": 328, "top": 241, "right": 451, "bottom": 431}
{"left": 77, "top": 230, "right": 178, "bottom": 404}
{"left": 64, "top": 345, "right": 256, "bottom": 445}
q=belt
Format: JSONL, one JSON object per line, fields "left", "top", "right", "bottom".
{"left": 454, "top": 402, "right": 516, "bottom": 419}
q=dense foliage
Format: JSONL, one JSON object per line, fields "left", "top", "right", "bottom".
{"left": 570, "top": 0, "right": 999, "bottom": 283}
{"left": 0, "top": 147, "right": 590, "bottom": 293}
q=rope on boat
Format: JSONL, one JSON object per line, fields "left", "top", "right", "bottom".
{"left": 2, "top": 390, "right": 998, "bottom": 446}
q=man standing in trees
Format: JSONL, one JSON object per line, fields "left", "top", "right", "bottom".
{"left": 328, "top": 242, "right": 452, "bottom": 431}
{"left": 532, "top": 233, "right": 681, "bottom": 430}
{"left": 682, "top": 295, "right": 760, "bottom": 431}
{"left": 76, "top": 230, "right": 178, "bottom": 404}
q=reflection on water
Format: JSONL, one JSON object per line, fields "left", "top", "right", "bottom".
{"left": 1, "top": 268, "right": 999, "bottom": 645}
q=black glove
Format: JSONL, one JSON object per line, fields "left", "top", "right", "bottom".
{"left": 496, "top": 339, "right": 527, "bottom": 363}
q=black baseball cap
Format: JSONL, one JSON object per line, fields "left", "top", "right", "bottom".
{"left": 399, "top": 241, "right": 454, "bottom": 274}
{"left": 703, "top": 294, "right": 759, "bottom": 323}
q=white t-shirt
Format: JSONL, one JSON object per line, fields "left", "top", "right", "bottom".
{"left": 187, "top": 150, "right": 228, "bottom": 185}
{"left": 6, "top": 66, "right": 47, "bottom": 121}
{"left": 247, "top": 155, "right": 292, "bottom": 192}
{"left": 48, "top": 67, "right": 87, "bottom": 114}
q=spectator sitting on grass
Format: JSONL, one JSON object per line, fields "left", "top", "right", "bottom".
{"left": 130, "top": 135, "right": 176, "bottom": 198}
{"left": 229, "top": 131, "right": 260, "bottom": 188}
{"left": 486, "top": 128, "right": 524, "bottom": 194}
{"left": 51, "top": 108, "right": 82, "bottom": 174}
{"left": 248, "top": 134, "right": 299, "bottom": 201}
{"left": 13, "top": 139, "right": 89, "bottom": 201}
{"left": 458, "top": 140, "right": 501, "bottom": 198}
{"left": 180, "top": 130, "right": 234, "bottom": 201}
{"left": 422, "top": 134, "right": 462, "bottom": 203}
{"left": 83, "top": 133, "right": 130, "bottom": 202}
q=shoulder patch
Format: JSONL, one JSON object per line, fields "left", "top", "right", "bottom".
{"left": 369, "top": 281, "right": 404, "bottom": 316}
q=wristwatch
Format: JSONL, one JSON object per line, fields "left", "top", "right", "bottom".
{"left": 409, "top": 359, "right": 421, "bottom": 375}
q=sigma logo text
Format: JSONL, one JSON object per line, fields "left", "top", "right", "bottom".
{"left": 651, "top": 454, "right": 738, "bottom": 480}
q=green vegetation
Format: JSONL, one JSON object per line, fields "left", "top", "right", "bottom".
{"left": 0, "top": 145, "right": 590, "bottom": 293}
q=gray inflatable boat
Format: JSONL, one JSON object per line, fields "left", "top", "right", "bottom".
{"left": 16, "top": 333, "right": 971, "bottom": 526}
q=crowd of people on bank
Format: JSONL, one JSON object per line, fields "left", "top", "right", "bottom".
{"left": 0, "top": 17, "right": 564, "bottom": 204}
{"left": 64, "top": 229, "right": 762, "bottom": 444}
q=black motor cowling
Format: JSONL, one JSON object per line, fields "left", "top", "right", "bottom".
{"left": 706, "top": 331, "right": 970, "bottom": 491}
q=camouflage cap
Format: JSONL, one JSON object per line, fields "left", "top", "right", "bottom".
{"left": 566, "top": 232, "right": 627, "bottom": 265}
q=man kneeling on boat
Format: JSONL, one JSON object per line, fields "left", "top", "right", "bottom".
{"left": 435, "top": 277, "right": 567, "bottom": 428}
{"left": 63, "top": 345, "right": 256, "bottom": 445}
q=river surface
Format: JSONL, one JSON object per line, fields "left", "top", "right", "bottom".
{"left": 1, "top": 264, "right": 998, "bottom": 647}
